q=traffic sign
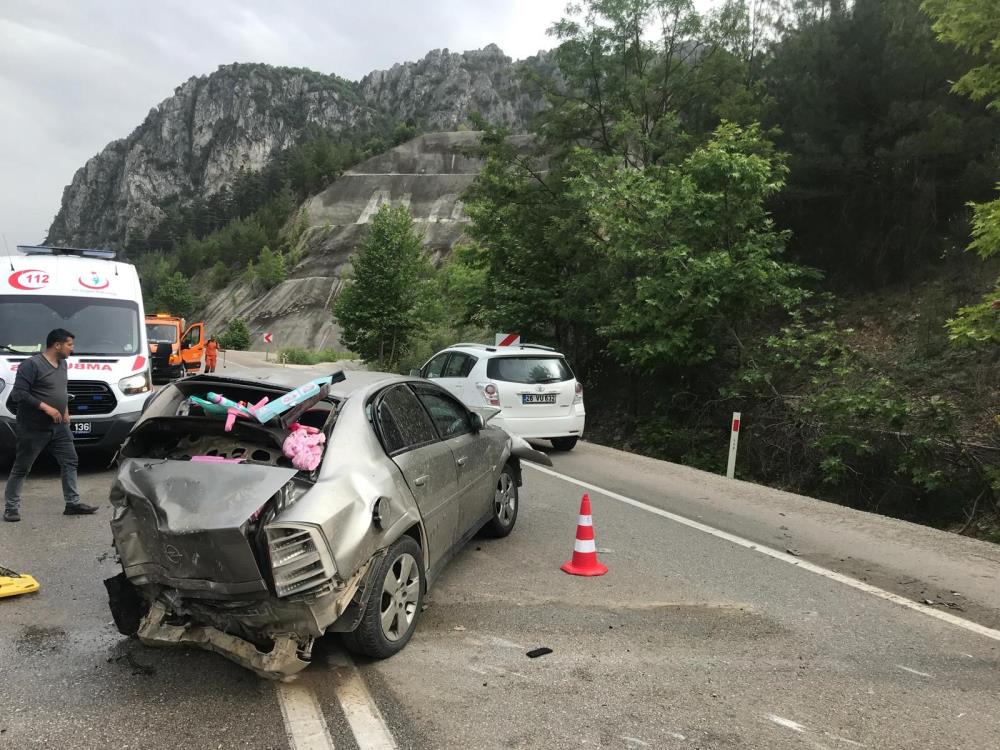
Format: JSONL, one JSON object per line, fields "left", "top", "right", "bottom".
{"left": 263, "top": 332, "right": 273, "bottom": 344}
{"left": 495, "top": 333, "right": 520, "bottom": 347}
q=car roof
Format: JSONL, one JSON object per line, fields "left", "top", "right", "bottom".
{"left": 440, "top": 343, "right": 564, "bottom": 358}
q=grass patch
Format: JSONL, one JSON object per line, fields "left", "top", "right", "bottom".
{"left": 278, "top": 347, "right": 353, "bottom": 365}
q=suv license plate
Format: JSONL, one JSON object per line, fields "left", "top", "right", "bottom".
{"left": 522, "top": 394, "right": 557, "bottom": 405}
{"left": 71, "top": 422, "right": 92, "bottom": 436}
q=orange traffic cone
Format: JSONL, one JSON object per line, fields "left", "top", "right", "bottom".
{"left": 561, "top": 493, "right": 608, "bottom": 576}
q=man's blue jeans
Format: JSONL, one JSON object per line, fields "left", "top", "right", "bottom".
{"left": 3, "top": 422, "right": 81, "bottom": 512}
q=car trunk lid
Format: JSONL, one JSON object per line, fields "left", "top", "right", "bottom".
{"left": 110, "top": 459, "right": 297, "bottom": 596}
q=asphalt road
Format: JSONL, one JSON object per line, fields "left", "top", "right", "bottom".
{"left": 2, "top": 382, "right": 999, "bottom": 748}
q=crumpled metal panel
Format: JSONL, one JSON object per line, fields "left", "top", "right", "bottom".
{"left": 111, "top": 459, "right": 297, "bottom": 594}
{"left": 138, "top": 601, "right": 310, "bottom": 681}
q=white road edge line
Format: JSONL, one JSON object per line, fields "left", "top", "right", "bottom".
{"left": 330, "top": 651, "right": 398, "bottom": 750}
{"left": 277, "top": 681, "right": 336, "bottom": 750}
{"left": 527, "top": 463, "right": 1000, "bottom": 644}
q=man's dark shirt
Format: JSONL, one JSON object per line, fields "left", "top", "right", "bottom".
{"left": 11, "top": 353, "right": 68, "bottom": 429}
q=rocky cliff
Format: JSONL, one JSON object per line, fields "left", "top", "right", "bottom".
{"left": 199, "top": 131, "right": 535, "bottom": 351}
{"left": 46, "top": 46, "right": 547, "bottom": 248}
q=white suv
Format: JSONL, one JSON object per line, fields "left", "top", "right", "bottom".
{"left": 414, "top": 343, "right": 585, "bottom": 450}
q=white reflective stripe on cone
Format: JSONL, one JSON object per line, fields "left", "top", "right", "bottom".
{"left": 577, "top": 515, "right": 593, "bottom": 526}
{"left": 574, "top": 539, "right": 597, "bottom": 553}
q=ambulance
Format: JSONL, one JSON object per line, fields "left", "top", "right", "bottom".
{"left": 0, "top": 245, "right": 152, "bottom": 456}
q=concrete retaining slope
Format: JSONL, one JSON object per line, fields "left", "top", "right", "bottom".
{"left": 201, "top": 131, "right": 531, "bottom": 350}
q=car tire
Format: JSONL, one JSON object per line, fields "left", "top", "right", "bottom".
{"left": 341, "top": 535, "right": 424, "bottom": 659}
{"left": 550, "top": 436, "right": 578, "bottom": 451}
{"left": 482, "top": 464, "right": 518, "bottom": 538}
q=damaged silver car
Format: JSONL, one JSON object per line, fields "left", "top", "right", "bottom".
{"left": 104, "top": 368, "right": 550, "bottom": 679}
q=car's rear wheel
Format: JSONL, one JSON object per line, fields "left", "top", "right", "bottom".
{"left": 482, "top": 464, "right": 518, "bottom": 538}
{"left": 341, "top": 535, "right": 424, "bottom": 659}
{"left": 550, "top": 436, "right": 578, "bottom": 451}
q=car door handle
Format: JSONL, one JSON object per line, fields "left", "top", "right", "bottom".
{"left": 456, "top": 457, "right": 468, "bottom": 467}
{"left": 414, "top": 475, "right": 429, "bottom": 487}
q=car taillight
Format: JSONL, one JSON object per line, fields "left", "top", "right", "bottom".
{"left": 477, "top": 382, "right": 500, "bottom": 407}
{"left": 265, "top": 523, "right": 336, "bottom": 597}
{"left": 574, "top": 381, "right": 583, "bottom": 404}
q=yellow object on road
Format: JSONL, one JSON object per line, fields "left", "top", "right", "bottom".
{"left": 0, "top": 565, "right": 39, "bottom": 598}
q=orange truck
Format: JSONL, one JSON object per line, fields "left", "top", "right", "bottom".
{"left": 145, "top": 313, "right": 206, "bottom": 381}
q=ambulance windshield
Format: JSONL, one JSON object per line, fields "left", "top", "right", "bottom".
{"left": 0, "top": 295, "right": 141, "bottom": 356}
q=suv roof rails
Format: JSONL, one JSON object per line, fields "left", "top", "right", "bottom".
{"left": 517, "top": 343, "right": 555, "bottom": 351}
{"left": 452, "top": 342, "right": 496, "bottom": 351}
{"left": 17, "top": 245, "right": 117, "bottom": 260}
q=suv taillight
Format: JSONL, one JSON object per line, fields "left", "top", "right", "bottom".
{"left": 574, "top": 381, "right": 583, "bottom": 404}
{"left": 477, "top": 382, "right": 500, "bottom": 407}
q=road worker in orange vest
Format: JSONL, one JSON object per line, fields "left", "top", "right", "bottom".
{"left": 204, "top": 337, "right": 221, "bottom": 373}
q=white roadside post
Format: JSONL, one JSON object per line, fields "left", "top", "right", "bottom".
{"left": 726, "top": 412, "right": 741, "bottom": 479}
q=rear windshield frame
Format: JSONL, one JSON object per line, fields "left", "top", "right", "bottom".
{"left": 486, "top": 355, "right": 574, "bottom": 384}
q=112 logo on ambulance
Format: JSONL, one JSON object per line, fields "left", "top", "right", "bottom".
{"left": 7, "top": 269, "right": 50, "bottom": 290}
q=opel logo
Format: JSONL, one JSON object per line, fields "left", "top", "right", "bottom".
{"left": 163, "top": 544, "right": 183, "bottom": 565}
{"left": 536, "top": 385, "right": 545, "bottom": 392}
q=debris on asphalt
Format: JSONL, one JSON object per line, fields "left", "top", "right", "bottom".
{"left": 123, "top": 651, "right": 156, "bottom": 677}
{"left": 453, "top": 625, "right": 466, "bottom": 632}
{"left": 526, "top": 647, "right": 553, "bottom": 659}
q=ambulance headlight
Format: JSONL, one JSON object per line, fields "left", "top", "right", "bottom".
{"left": 118, "top": 372, "right": 151, "bottom": 396}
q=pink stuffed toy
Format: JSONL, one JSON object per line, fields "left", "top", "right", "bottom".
{"left": 282, "top": 423, "right": 326, "bottom": 471}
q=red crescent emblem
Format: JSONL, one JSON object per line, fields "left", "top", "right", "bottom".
{"left": 8, "top": 269, "right": 49, "bottom": 290}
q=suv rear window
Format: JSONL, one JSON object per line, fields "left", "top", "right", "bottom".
{"left": 487, "top": 356, "right": 573, "bottom": 384}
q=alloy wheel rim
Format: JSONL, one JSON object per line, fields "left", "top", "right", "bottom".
{"left": 379, "top": 552, "right": 420, "bottom": 642}
{"left": 494, "top": 472, "right": 516, "bottom": 526}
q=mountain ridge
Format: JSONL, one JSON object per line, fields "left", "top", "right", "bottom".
{"left": 45, "top": 45, "right": 550, "bottom": 248}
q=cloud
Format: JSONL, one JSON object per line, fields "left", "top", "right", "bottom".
{"left": 0, "top": 0, "right": 566, "bottom": 245}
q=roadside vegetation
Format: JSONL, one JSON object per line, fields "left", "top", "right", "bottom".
{"left": 439, "top": 0, "right": 999, "bottom": 537}
{"left": 277, "top": 348, "right": 353, "bottom": 365}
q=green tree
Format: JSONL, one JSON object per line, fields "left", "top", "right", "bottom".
{"left": 569, "top": 121, "right": 812, "bottom": 371}
{"left": 150, "top": 271, "right": 197, "bottom": 318}
{"left": 218, "top": 318, "right": 251, "bottom": 350}
{"left": 923, "top": 0, "right": 1000, "bottom": 345}
{"left": 135, "top": 251, "right": 174, "bottom": 302}
{"left": 765, "top": 0, "right": 1000, "bottom": 283}
{"left": 252, "top": 245, "right": 287, "bottom": 290}
{"left": 332, "top": 205, "right": 435, "bottom": 367}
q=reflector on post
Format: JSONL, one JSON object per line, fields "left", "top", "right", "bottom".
{"left": 727, "top": 411, "right": 741, "bottom": 479}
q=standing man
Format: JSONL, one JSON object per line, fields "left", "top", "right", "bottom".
{"left": 3, "top": 329, "right": 98, "bottom": 522}
{"left": 204, "top": 336, "right": 220, "bottom": 374}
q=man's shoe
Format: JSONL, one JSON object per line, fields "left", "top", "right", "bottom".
{"left": 3, "top": 509, "right": 20, "bottom": 522}
{"left": 63, "top": 503, "right": 98, "bottom": 516}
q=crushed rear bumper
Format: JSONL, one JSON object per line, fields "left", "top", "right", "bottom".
{"left": 138, "top": 601, "right": 310, "bottom": 681}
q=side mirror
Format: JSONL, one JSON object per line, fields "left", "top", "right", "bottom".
{"left": 471, "top": 412, "right": 485, "bottom": 431}
{"left": 408, "top": 368, "right": 421, "bottom": 377}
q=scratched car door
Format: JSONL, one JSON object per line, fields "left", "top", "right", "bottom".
{"left": 411, "top": 383, "right": 493, "bottom": 538}
{"left": 374, "top": 384, "right": 461, "bottom": 570}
